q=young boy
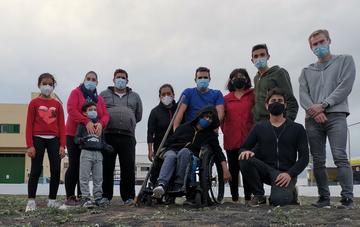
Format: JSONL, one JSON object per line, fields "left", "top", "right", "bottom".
{"left": 75, "top": 102, "right": 112, "bottom": 207}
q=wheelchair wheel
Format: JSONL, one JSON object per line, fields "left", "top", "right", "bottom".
{"left": 200, "top": 147, "right": 225, "bottom": 205}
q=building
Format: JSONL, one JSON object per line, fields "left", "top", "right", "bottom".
{"left": 0, "top": 104, "right": 28, "bottom": 183}
{"left": 0, "top": 92, "right": 67, "bottom": 184}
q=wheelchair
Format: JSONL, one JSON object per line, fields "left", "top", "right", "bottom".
{"left": 138, "top": 145, "right": 225, "bottom": 207}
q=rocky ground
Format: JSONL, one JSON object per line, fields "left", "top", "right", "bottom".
{"left": 0, "top": 195, "right": 359, "bottom": 226}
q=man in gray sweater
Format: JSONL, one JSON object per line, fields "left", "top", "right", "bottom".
{"left": 100, "top": 68, "right": 143, "bottom": 205}
{"left": 299, "top": 29, "right": 356, "bottom": 209}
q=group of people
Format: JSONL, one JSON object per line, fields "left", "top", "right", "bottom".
{"left": 25, "top": 29, "right": 356, "bottom": 212}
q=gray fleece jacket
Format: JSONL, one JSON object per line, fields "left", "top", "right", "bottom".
{"left": 100, "top": 87, "right": 143, "bottom": 137}
{"left": 299, "top": 54, "right": 356, "bottom": 115}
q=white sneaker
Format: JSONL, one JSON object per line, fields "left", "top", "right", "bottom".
{"left": 153, "top": 185, "right": 165, "bottom": 199}
{"left": 47, "top": 199, "right": 62, "bottom": 208}
{"left": 25, "top": 200, "right": 36, "bottom": 212}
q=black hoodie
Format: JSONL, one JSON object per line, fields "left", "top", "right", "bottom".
{"left": 164, "top": 106, "right": 226, "bottom": 162}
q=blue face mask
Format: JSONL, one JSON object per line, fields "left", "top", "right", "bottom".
{"left": 312, "top": 44, "right": 330, "bottom": 58}
{"left": 84, "top": 81, "right": 97, "bottom": 91}
{"left": 198, "top": 118, "right": 210, "bottom": 128}
{"left": 196, "top": 79, "right": 209, "bottom": 90}
{"left": 87, "top": 110, "right": 97, "bottom": 120}
{"left": 254, "top": 57, "right": 268, "bottom": 69}
{"left": 115, "top": 78, "right": 127, "bottom": 89}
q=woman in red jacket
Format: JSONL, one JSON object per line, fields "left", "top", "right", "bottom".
{"left": 25, "top": 73, "right": 66, "bottom": 212}
{"left": 64, "top": 71, "right": 109, "bottom": 206}
{"left": 222, "top": 68, "right": 255, "bottom": 203}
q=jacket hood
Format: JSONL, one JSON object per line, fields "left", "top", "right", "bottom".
{"left": 190, "top": 106, "right": 220, "bottom": 130}
{"left": 257, "top": 65, "right": 280, "bottom": 77}
{"left": 106, "top": 86, "right": 132, "bottom": 93}
{"left": 305, "top": 55, "right": 340, "bottom": 71}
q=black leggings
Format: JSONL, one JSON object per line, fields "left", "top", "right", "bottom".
{"left": 64, "top": 136, "right": 82, "bottom": 197}
{"left": 226, "top": 150, "right": 251, "bottom": 201}
{"left": 28, "top": 137, "right": 61, "bottom": 199}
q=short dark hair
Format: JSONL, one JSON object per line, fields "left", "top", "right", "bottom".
{"left": 113, "top": 68, "right": 128, "bottom": 79}
{"left": 38, "top": 73, "right": 56, "bottom": 87}
{"left": 195, "top": 67, "right": 210, "bottom": 78}
{"left": 158, "top": 83, "right": 174, "bottom": 97}
{"left": 226, "top": 68, "right": 252, "bottom": 91}
{"left": 251, "top": 43, "right": 269, "bottom": 55}
{"left": 265, "top": 88, "right": 285, "bottom": 104}
{"left": 81, "top": 101, "right": 97, "bottom": 113}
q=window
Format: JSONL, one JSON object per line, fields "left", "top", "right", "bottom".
{"left": 0, "top": 124, "right": 20, "bottom": 133}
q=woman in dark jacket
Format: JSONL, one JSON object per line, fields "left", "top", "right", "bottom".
{"left": 147, "top": 84, "right": 177, "bottom": 161}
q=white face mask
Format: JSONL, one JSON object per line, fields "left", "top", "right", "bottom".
{"left": 39, "top": 85, "right": 54, "bottom": 96}
{"left": 161, "top": 96, "right": 174, "bottom": 106}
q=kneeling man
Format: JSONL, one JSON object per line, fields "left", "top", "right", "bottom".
{"left": 239, "top": 88, "right": 309, "bottom": 206}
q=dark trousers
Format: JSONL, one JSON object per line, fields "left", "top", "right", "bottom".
{"left": 226, "top": 150, "right": 252, "bottom": 201}
{"left": 28, "top": 137, "right": 61, "bottom": 199}
{"left": 103, "top": 134, "right": 136, "bottom": 201}
{"left": 239, "top": 157, "right": 297, "bottom": 206}
{"left": 64, "top": 136, "right": 82, "bottom": 197}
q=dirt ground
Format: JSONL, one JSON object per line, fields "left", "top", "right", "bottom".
{"left": 0, "top": 195, "right": 359, "bottom": 227}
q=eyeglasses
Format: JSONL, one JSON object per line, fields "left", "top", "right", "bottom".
{"left": 115, "top": 76, "right": 127, "bottom": 80}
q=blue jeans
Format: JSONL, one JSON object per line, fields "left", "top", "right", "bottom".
{"left": 305, "top": 113, "right": 353, "bottom": 199}
{"left": 157, "top": 148, "right": 192, "bottom": 187}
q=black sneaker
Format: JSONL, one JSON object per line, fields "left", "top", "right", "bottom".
{"left": 311, "top": 196, "right": 330, "bottom": 208}
{"left": 248, "top": 195, "right": 266, "bottom": 207}
{"left": 337, "top": 198, "right": 354, "bottom": 209}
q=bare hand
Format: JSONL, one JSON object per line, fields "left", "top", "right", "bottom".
{"left": 307, "top": 104, "right": 324, "bottom": 117}
{"left": 86, "top": 121, "right": 96, "bottom": 134}
{"left": 275, "top": 172, "right": 291, "bottom": 187}
{"left": 148, "top": 147, "right": 154, "bottom": 162}
{"left": 314, "top": 112, "right": 328, "bottom": 124}
{"left": 94, "top": 123, "right": 103, "bottom": 136}
{"left": 223, "top": 167, "right": 232, "bottom": 182}
{"left": 59, "top": 147, "right": 65, "bottom": 159}
{"left": 238, "top": 151, "right": 255, "bottom": 160}
{"left": 27, "top": 147, "right": 36, "bottom": 158}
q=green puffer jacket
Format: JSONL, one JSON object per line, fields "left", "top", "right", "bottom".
{"left": 252, "top": 65, "right": 298, "bottom": 122}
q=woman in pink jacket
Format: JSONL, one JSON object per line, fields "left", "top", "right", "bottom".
{"left": 64, "top": 71, "right": 109, "bottom": 206}
{"left": 222, "top": 68, "right": 255, "bottom": 203}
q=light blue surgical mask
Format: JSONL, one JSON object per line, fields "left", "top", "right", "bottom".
{"left": 87, "top": 110, "right": 97, "bottom": 120}
{"left": 115, "top": 78, "right": 127, "bottom": 89}
{"left": 254, "top": 57, "right": 268, "bottom": 69}
{"left": 198, "top": 118, "right": 210, "bottom": 128}
{"left": 39, "top": 85, "right": 54, "bottom": 96}
{"left": 312, "top": 44, "right": 330, "bottom": 58}
{"left": 196, "top": 79, "right": 209, "bottom": 90}
{"left": 84, "top": 81, "right": 97, "bottom": 91}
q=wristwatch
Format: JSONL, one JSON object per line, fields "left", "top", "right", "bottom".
{"left": 321, "top": 101, "right": 329, "bottom": 109}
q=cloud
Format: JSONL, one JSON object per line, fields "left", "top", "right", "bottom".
{"left": 1, "top": 0, "right": 360, "bottom": 155}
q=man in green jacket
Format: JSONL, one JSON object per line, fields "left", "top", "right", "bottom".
{"left": 251, "top": 44, "right": 299, "bottom": 122}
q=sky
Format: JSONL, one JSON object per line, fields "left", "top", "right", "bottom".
{"left": 1, "top": 0, "right": 360, "bottom": 158}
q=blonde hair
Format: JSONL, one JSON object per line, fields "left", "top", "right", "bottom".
{"left": 308, "top": 29, "right": 331, "bottom": 47}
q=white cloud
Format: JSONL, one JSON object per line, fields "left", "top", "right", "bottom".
{"left": 1, "top": 0, "right": 360, "bottom": 154}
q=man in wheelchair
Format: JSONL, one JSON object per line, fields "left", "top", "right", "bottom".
{"left": 152, "top": 106, "right": 231, "bottom": 200}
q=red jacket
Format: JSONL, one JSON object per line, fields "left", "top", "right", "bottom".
{"left": 221, "top": 88, "right": 255, "bottom": 151}
{"left": 66, "top": 86, "right": 109, "bottom": 136}
{"left": 26, "top": 97, "right": 66, "bottom": 148}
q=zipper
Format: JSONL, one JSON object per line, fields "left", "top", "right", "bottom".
{"left": 270, "top": 121, "right": 287, "bottom": 169}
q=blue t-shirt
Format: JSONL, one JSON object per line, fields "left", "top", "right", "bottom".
{"left": 180, "top": 87, "right": 224, "bottom": 122}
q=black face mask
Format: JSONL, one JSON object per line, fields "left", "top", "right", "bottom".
{"left": 268, "top": 102, "right": 285, "bottom": 116}
{"left": 232, "top": 78, "right": 247, "bottom": 89}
